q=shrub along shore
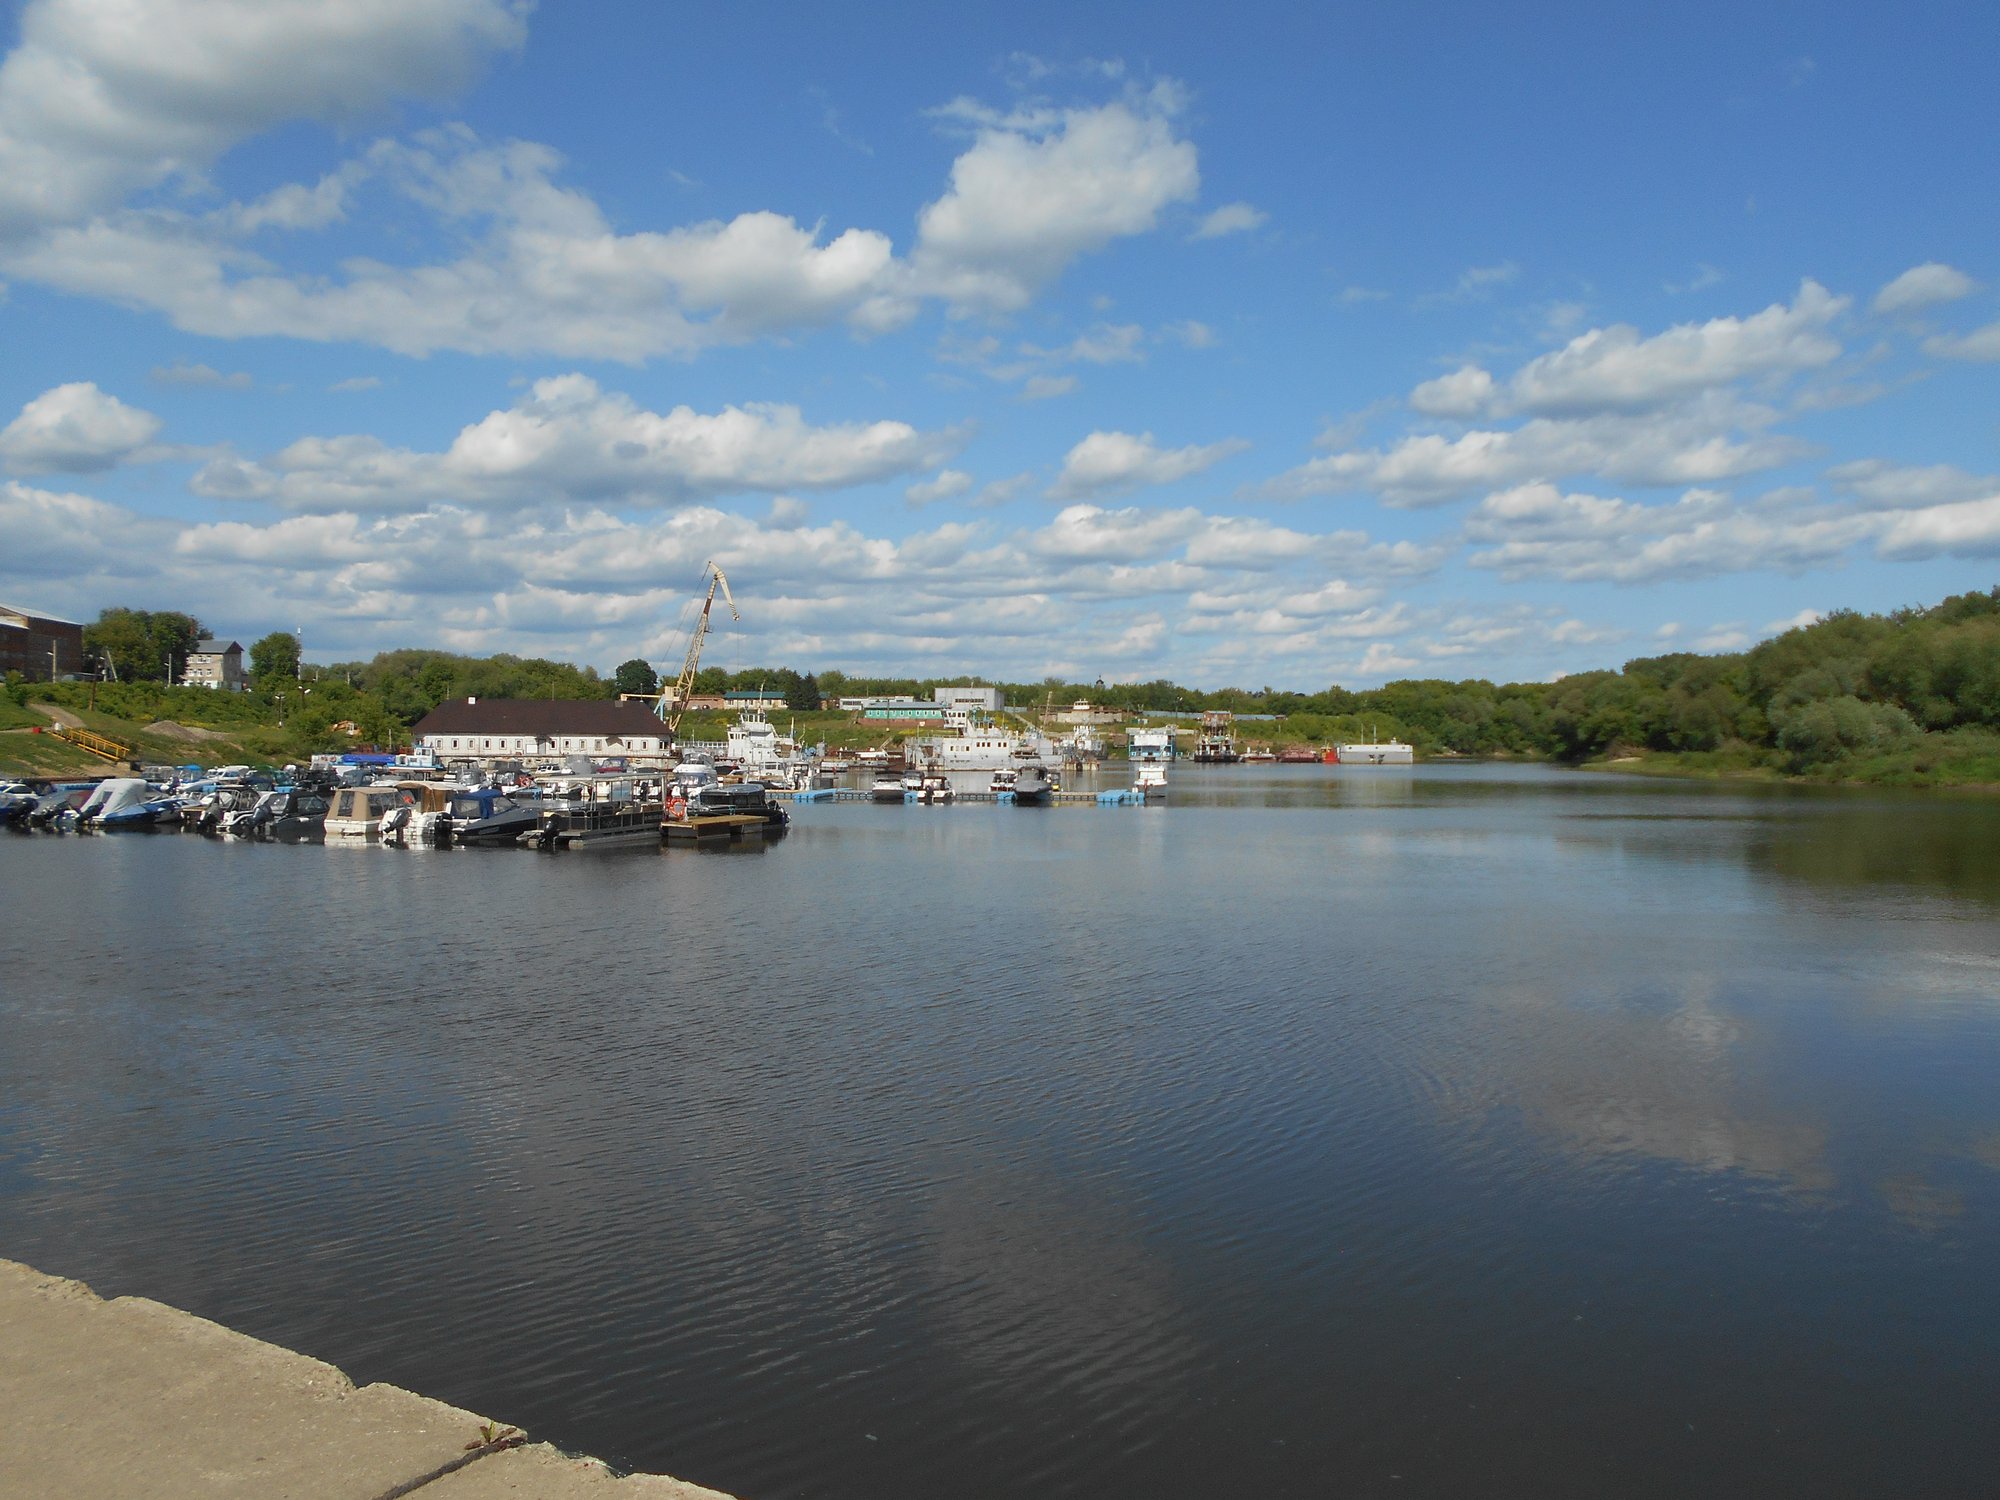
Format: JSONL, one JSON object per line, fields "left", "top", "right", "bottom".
{"left": 5, "top": 586, "right": 1997, "bottom": 789}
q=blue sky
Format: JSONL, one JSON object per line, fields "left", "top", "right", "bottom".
{"left": 2, "top": 0, "right": 1996, "bottom": 688}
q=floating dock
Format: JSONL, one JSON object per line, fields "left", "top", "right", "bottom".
{"left": 662, "top": 812, "right": 783, "bottom": 844}
{"left": 0, "top": 1256, "right": 733, "bottom": 1499}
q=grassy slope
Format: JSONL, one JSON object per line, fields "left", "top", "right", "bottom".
{"left": 0, "top": 703, "right": 277, "bottom": 777}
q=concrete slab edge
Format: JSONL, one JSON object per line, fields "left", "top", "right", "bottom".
{"left": 0, "top": 1258, "right": 740, "bottom": 1499}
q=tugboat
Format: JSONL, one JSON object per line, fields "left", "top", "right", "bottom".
{"left": 1193, "top": 710, "right": 1240, "bottom": 763}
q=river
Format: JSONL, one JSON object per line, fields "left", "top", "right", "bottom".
{"left": 3, "top": 762, "right": 1998, "bottom": 1498}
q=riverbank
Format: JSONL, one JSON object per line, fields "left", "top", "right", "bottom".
{"left": 1578, "top": 737, "right": 2000, "bottom": 791}
{"left": 0, "top": 1258, "right": 734, "bottom": 1499}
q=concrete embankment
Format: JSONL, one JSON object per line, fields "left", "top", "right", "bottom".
{"left": 0, "top": 1258, "right": 735, "bottom": 1499}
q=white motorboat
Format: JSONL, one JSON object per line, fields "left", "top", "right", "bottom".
{"left": 77, "top": 778, "right": 179, "bottom": 829}
{"left": 1134, "top": 763, "right": 1168, "bottom": 798}
{"left": 870, "top": 774, "right": 907, "bottom": 803}
{"left": 992, "top": 763, "right": 1052, "bottom": 801}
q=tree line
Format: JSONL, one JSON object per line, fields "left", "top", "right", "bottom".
{"left": 18, "top": 587, "right": 1998, "bottom": 775}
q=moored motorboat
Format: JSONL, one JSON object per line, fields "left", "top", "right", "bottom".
{"left": 78, "top": 777, "right": 178, "bottom": 829}
{"left": 0, "top": 783, "right": 38, "bottom": 825}
{"left": 992, "top": 762, "right": 1052, "bottom": 801}
{"left": 438, "top": 786, "right": 543, "bottom": 846}
{"left": 524, "top": 797, "right": 665, "bottom": 850}
{"left": 324, "top": 784, "right": 411, "bottom": 840}
{"left": 233, "top": 788, "right": 330, "bottom": 842}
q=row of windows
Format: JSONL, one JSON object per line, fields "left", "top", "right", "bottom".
{"left": 427, "top": 736, "right": 665, "bottom": 752}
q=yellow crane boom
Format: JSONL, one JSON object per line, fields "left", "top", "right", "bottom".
{"left": 657, "top": 562, "right": 739, "bottom": 735}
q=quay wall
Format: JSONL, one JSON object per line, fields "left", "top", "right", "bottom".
{"left": 0, "top": 1257, "right": 736, "bottom": 1500}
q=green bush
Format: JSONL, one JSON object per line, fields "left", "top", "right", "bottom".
{"left": 1773, "top": 695, "right": 1918, "bottom": 768}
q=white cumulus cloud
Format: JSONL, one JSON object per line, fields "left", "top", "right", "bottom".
{"left": 1272, "top": 395, "right": 1806, "bottom": 508}
{"left": 1874, "top": 496, "right": 2000, "bottom": 559}
{"left": 1826, "top": 458, "right": 1999, "bottom": 510}
{"left": 0, "top": 0, "right": 525, "bottom": 238}
{"left": 906, "top": 469, "right": 974, "bottom": 506}
{"left": 1191, "top": 201, "right": 1267, "bottom": 240}
{"left": 911, "top": 85, "right": 1200, "bottom": 312}
{"left": 1923, "top": 321, "right": 2000, "bottom": 361}
{"left": 1048, "top": 429, "right": 1248, "bottom": 501}
{"left": 191, "top": 375, "right": 958, "bottom": 513}
{"left": 1464, "top": 481, "right": 1873, "bottom": 583}
{"left": 1872, "top": 261, "right": 1977, "bottom": 315}
{"left": 1497, "top": 280, "right": 1847, "bottom": 417}
{"left": 0, "top": 381, "right": 162, "bottom": 473}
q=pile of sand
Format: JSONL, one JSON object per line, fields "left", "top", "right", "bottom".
{"left": 143, "top": 720, "right": 231, "bottom": 742}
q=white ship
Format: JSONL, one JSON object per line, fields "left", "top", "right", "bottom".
{"left": 917, "top": 712, "right": 1057, "bottom": 773}
{"left": 725, "top": 705, "right": 807, "bottom": 784}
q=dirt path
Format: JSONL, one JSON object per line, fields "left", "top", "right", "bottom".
{"left": 28, "top": 701, "right": 82, "bottom": 728}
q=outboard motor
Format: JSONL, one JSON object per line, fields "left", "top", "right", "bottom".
{"left": 380, "top": 803, "right": 415, "bottom": 843}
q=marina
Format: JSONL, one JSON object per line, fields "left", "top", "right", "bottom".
{"left": 3, "top": 4, "right": 1994, "bottom": 1497}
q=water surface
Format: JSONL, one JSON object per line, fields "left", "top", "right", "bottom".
{"left": 3, "top": 763, "right": 1998, "bottom": 1498}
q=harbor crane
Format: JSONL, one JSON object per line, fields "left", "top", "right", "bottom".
{"left": 656, "top": 562, "right": 739, "bottom": 735}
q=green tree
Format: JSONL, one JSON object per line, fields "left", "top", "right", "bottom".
{"left": 614, "top": 657, "right": 659, "bottom": 696}
{"left": 250, "top": 630, "right": 302, "bottom": 683}
{"left": 787, "top": 671, "right": 820, "bottom": 711}
{"left": 82, "top": 607, "right": 204, "bottom": 682}
{"left": 150, "top": 613, "right": 203, "bottom": 681}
